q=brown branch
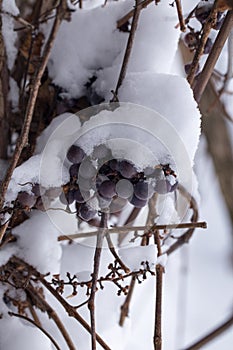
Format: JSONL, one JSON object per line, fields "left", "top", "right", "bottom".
{"left": 26, "top": 283, "right": 76, "bottom": 350}
{"left": 194, "top": 10, "right": 233, "bottom": 102}
{"left": 8, "top": 311, "right": 61, "bottom": 350}
{"left": 154, "top": 230, "right": 163, "bottom": 350}
{"left": 0, "top": 0, "right": 68, "bottom": 218}
{"left": 187, "top": 0, "right": 219, "bottom": 86}
{"left": 117, "top": 207, "right": 141, "bottom": 245}
{"left": 58, "top": 221, "right": 207, "bottom": 241}
{"left": 12, "top": 256, "right": 111, "bottom": 350}
{"left": 183, "top": 312, "right": 233, "bottom": 350}
{"left": 175, "top": 0, "right": 186, "bottom": 32}
{"left": 112, "top": 0, "right": 142, "bottom": 101}
{"left": 166, "top": 184, "right": 199, "bottom": 256}
{"left": 88, "top": 211, "right": 109, "bottom": 350}
{"left": 117, "top": 0, "right": 154, "bottom": 29}
{"left": 105, "top": 232, "right": 130, "bottom": 273}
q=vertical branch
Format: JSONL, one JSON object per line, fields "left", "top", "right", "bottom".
{"left": 112, "top": 0, "right": 141, "bottom": 100}
{"left": 175, "top": 0, "right": 186, "bottom": 32}
{"left": 154, "top": 230, "right": 163, "bottom": 350}
{"left": 88, "top": 210, "right": 109, "bottom": 350}
{"left": 193, "top": 10, "right": 233, "bottom": 102}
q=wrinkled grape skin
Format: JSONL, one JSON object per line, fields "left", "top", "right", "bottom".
{"left": 78, "top": 203, "right": 97, "bottom": 221}
{"left": 98, "top": 180, "right": 116, "bottom": 199}
{"left": 66, "top": 145, "right": 85, "bottom": 164}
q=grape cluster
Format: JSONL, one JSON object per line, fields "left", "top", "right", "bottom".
{"left": 62, "top": 143, "right": 178, "bottom": 222}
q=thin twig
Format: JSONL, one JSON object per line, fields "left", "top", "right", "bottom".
{"left": 0, "top": 10, "right": 35, "bottom": 30}
{"left": 105, "top": 232, "right": 130, "bottom": 273}
{"left": 175, "top": 0, "right": 186, "bottom": 32}
{"left": 187, "top": 0, "right": 219, "bottom": 86}
{"left": 112, "top": 0, "right": 142, "bottom": 100}
{"left": 117, "top": 0, "right": 154, "bottom": 29}
{"left": 0, "top": 1, "right": 68, "bottom": 234}
{"left": 12, "top": 256, "right": 111, "bottom": 350}
{"left": 193, "top": 10, "right": 233, "bottom": 102}
{"left": 117, "top": 207, "right": 141, "bottom": 245}
{"left": 154, "top": 230, "right": 163, "bottom": 350}
{"left": 58, "top": 221, "right": 207, "bottom": 241}
{"left": 183, "top": 312, "right": 233, "bottom": 350}
{"left": 119, "top": 277, "right": 136, "bottom": 327}
{"left": 8, "top": 311, "right": 61, "bottom": 350}
{"left": 88, "top": 211, "right": 109, "bottom": 350}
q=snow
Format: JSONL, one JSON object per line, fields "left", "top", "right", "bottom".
{"left": 8, "top": 77, "right": 19, "bottom": 111}
{"left": 2, "top": 0, "right": 19, "bottom": 16}
{"left": 119, "top": 245, "right": 157, "bottom": 271}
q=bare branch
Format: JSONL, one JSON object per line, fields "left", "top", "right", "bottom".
{"left": 154, "top": 230, "right": 163, "bottom": 350}
{"left": 117, "top": 0, "right": 154, "bottom": 29}
{"left": 175, "top": 0, "right": 186, "bottom": 32}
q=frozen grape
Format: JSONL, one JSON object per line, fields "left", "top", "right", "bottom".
{"left": 108, "top": 159, "right": 119, "bottom": 171}
{"left": 154, "top": 179, "right": 171, "bottom": 194}
{"left": 78, "top": 203, "right": 97, "bottom": 221}
{"left": 78, "top": 158, "right": 97, "bottom": 179}
{"left": 66, "top": 190, "right": 75, "bottom": 204}
{"left": 115, "top": 179, "right": 134, "bottom": 199}
{"left": 214, "top": 12, "right": 225, "bottom": 30}
{"left": 97, "top": 194, "right": 112, "bottom": 209}
{"left": 184, "top": 63, "right": 200, "bottom": 76}
{"left": 31, "top": 183, "right": 45, "bottom": 197}
{"left": 195, "top": 3, "right": 212, "bottom": 24}
{"left": 45, "top": 187, "right": 62, "bottom": 199}
{"left": 98, "top": 163, "right": 112, "bottom": 176}
{"left": 73, "top": 188, "right": 86, "bottom": 203}
{"left": 169, "top": 181, "right": 179, "bottom": 192}
{"left": 17, "top": 191, "right": 37, "bottom": 208}
{"left": 183, "top": 32, "right": 198, "bottom": 49}
{"left": 129, "top": 194, "right": 147, "bottom": 208}
{"left": 119, "top": 160, "right": 137, "bottom": 179}
{"left": 66, "top": 145, "right": 85, "bottom": 164}
{"left": 98, "top": 180, "right": 116, "bottom": 199}
{"left": 69, "top": 163, "right": 80, "bottom": 179}
{"left": 35, "top": 196, "right": 51, "bottom": 211}
{"left": 78, "top": 176, "right": 95, "bottom": 191}
{"left": 134, "top": 181, "right": 154, "bottom": 200}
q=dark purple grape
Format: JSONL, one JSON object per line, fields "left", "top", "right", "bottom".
{"left": 195, "top": 3, "right": 212, "bottom": 24}
{"left": 95, "top": 174, "right": 109, "bottom": 189}
{"left": 73, "top": 188, "right": 86, "bottom": 203}
{"left": 98, "top": 163, "right": 112, "bottom": 176}
{"left": 66, "top": 190, "right": 75, "bottom": 204}
{"left": 98, "top": 180, "right": 116, "bottom": 199}
{"left": 129, "top": 194, "right": 147, "bottom": 208}
{"left": 110, "top": 196, "right": 128, "bottom": 212}
{"left": 17, "top": 191, "right": 36, "bottom": 208}
{"left": 79, "top": 158, "right": 97, "bottom": 179}
{"left": 183, "top": 32, "right": 198, "bottom": 49}
{"left": 97, "top": 194, "right": 112, "bottom": 209}
{"left": 203, "top": 37, "right": 213, "bottom": 54}
{"left": 214, "top": 12, "right": 225, "bottom": 30}
{"left": 119, "top": 160, "right": 137, "bottom": 179}
{"left": 108, "top": 159, "right": 119, "bottom": 171}
{"left": 184, "top": 63, "right": 200, "bottom": 76}
{"left": 66, "top": 145, "right": 85, "bottom": 164}
{"left": 154, "top": 179, "right": 171, "bottom": 194}
{"left": 134, "top": 181, "right": 153, "bottom": 200}
{"left": 69, "top": 163, "right": 80, "bottom": 179}
{"left": 78, "top": 203, "right": 97, "bottom": 221}
{"left": 115, "top": 179, "right": 134, "bottom": 199}
{"left": 31, "top": 183, "right": 45, "bottom": 197}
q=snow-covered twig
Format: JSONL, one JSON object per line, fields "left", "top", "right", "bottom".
{"left": 183, "top": 312, "right": 233, "bottom": 350}
{"left": 88, "top": 210, "right": 109, "bottom": 350}
{"left": 194, "top": 10, "right": 233, "bottom": 102}
{"left": 8, "top": 312, "right": 61, "bottom": 350}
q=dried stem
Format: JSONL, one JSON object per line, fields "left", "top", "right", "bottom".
{"left": 88, "top": 211, "right": 109, "bottom": 350}
{"left": 105, "top": 232, "right": 130, "bottom": 273}
{"left": 58, "top": 221, "right": 206, "bottom": 241}
{"left": 194, "top": 10, "right": 233, "bottom": 102}
{"left": 183, "top": 312, "right": 233, "bottom": 350}
{"left": 112, "top": 0, "right": 142, "bottom": 100}
{"left": 175, "top": 0, "right": 186, "bottom": 32}
{"left": 0, "top": 0, "right": 68, "bottom": 214}
{"left": 117, "top": 207, "right": 141, "bottom": 245}
{"left": 187, "top": 0, "right": 219, "bottom": 86}
{"left": 11, "top": 257, "right": 111, "bottom": 350}
{"left": 8, "top": 311, "right": 61, "bottom": 350}
{"left": 154, "top": 230, "right": 163, "bottom": 350}
{"left": 117, "top": 0, "right": 154, "bottom": 29}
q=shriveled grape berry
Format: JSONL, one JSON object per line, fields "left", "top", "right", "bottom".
{"left": 119, "top": 160, "right": 137, "bottom": 179}
{"left": 78, "top": 203, "right": 97, "bottom": 221}
{"left": 69, "top": 163, "right": 80, "bottom": 179}
{"left": 134, "top": 181, "right": 150, "bottom": 200}
{"left": 66, "top": 145, "right": 85, "bottom": 164}
{"left": 129, "top": 194, "right": 147, "bottom": 208}
{"left": 17, "top": 191, "right": 37, "bottom": 208}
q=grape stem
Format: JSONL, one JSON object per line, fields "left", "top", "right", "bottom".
{"left": 175, "top": 0, "right": 186, "bottom": 32}
{"left": 154, "top": 230, "right": 163, "bottom": 350}
{"left": 105, "top": 232, "right": 130, "bottom": 273}
{"left": 88, "top": 210, "right": 109, "bottom": 350}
